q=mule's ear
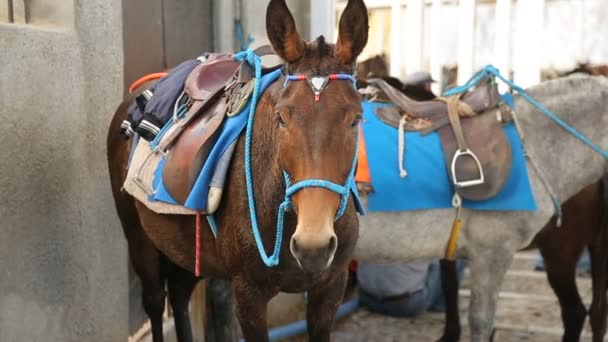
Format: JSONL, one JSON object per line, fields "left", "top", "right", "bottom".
{"left": 266, "top": 0, "right": 306, "bottom": 63}
{"left": 335, "top": 0, "right": 369, "bottom": 65}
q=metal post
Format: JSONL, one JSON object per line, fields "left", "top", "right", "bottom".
{"left": 404, "top": 0, "right": 424, "bottom": 76}
{"left": 214, "top": 0, "right": 235, "bottom": 52}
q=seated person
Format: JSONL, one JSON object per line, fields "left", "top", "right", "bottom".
{"left": 356, "top": 258, "right": 466, "bottom": 317}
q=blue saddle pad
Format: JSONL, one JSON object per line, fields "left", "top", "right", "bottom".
{"left": 149, "top": 69, "right": 283, "bottom": 209}
{"left": 361, "top": 100, "right": 537, "bottom": 212}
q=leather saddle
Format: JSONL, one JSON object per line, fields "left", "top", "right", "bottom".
{"left": 161, "top": 45, "right": 276, "bottom": 205}
{"left": 368, "top": 77, "right": 514, "bottom": 201}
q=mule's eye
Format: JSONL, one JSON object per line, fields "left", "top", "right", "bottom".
{"left": 351, "top": 114, "right": 362, "bottom": 127}
{"left": 275, "top": 111, "right": 287, "bottom": 128}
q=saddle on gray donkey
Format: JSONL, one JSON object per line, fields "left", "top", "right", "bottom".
{"left": 367, "top": 77, "right": 516, "bottom": 201}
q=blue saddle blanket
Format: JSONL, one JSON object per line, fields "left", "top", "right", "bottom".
{"left": 361, "top": 100, "right": 537, "bottom": 212}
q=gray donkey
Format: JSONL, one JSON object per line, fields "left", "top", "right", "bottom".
{"left": 354, "top": 74, "right": 608, "bottom": 341}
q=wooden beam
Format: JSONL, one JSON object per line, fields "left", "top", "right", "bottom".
{"left": 457, "top": 0, "right": 476, "bottom": 85}
{"left": 429, "top": 0, "right": 443, "bottom": 94}
{"left": 12, "top": 0, "right": 25, "bottom": 24}
{"left": 390, "top": 0, "right": 404, "bottom": 78}
{"left": 190, "top": 280, "right": 206, "bottom": 341}
{"left": 404, "top": 0, "right": 424, "bottom": 75}
{"left": 575, "top": 0, "right": 586, "bottom": 63}
{"left": 0, "top": 0, "right": 11, "bottom": 23}
{"left": 513, "top": 0, "right": 544, "bottom": 88}
{"left": 494, "top": 0, "right": 512, "bottom": 92}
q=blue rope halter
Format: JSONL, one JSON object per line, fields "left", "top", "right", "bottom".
{"left": 234, "top": 50, "right": 360, "bottom": 267}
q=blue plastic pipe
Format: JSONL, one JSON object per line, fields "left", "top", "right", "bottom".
{"left": 238, "top": 298, "right": 360, "bottom": 342}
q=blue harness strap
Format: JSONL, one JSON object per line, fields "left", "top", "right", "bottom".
{"left": 444, "top": 65, "right": 608, "bottom": 159}
{"left": 233, "top": 50, "right": 363, "bottom": 267}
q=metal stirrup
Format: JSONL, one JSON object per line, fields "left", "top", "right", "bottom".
{"left": 444, "top": 96, "right": 485, "bottom": 188}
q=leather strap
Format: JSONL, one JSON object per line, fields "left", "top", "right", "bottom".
{"left": 443, "top": 96, "right": 468, "bottom": 151}
{"left": 367, "top": 77, "right": 501, "bottom": 120}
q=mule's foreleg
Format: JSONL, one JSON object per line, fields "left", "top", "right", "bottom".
{"left": 305, "top": 270, "right": 348, "bottom": 342}
{"left": 588, "top": 242, "right": 608, "bottom": 342}
{"left": 167, "top": 266, "right": 199, "bottom": 342}
{"left": 467, "top": 249, "right": 513, "bottom": 342}
{"left": 232, "top": 275, "right": 277, "bottom": 342}
{"left": 541, "top": 244, "right": 586, "bottom": 342}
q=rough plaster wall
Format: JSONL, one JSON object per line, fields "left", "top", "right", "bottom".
{"left": 0, "top": 0, "right": 128, "bottom": 340}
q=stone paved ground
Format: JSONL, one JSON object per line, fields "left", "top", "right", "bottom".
{"left": 150, "top": 251, "right": 600, "bottom": 342}
{"left": 284, "top": 251, "right": 599, "bottom": 342}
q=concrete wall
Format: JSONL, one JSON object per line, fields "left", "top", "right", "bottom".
{"left": 0, "top": 1, "right": 127, "bottom": 341}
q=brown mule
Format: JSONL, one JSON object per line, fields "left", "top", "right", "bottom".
{"left": 439, "top": 175, "right": 608, "bottom": 342}
{"left": 107, "top": 1, "right": 370, "bottom": 341}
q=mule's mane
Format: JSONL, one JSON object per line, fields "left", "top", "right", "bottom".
{"left": 285, "top": 36, "right": 353, "bottom": 75}
{"left": 526, "top": 74, "right": 608, "bottom": 99}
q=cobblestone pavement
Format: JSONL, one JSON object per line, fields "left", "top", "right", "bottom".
{"left": 284, "top": 252, "right": 598, "bottom": 342}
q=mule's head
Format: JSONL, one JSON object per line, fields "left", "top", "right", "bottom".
{"left": 266, "top": 0, "right": 368, "bottom": 273}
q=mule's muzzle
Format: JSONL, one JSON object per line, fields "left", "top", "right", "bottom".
{"left": 289, "top": 234, "right": 338, "bottom": 273}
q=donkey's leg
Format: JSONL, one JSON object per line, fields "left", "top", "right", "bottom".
{"left": 439, "top": 259, "right": 461, "bottom": 342}
{"left": 306, "top": 270, "right": 348, "bottom": 342}
{"left": 232, "top": 275, "right": 277, "bottom": 342}
{"left": 588, "top": 242, "right": 608, "bottom": 342}
{"left": 167, "top": 264, "right": 199, "bottom": 342}
{"left": 540, "top": 243, "right": 586, "bottom": 342}
{"left": 467, "top": 249, "right": 512, "bottom": 342}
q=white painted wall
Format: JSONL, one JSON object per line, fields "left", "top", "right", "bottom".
{"left": 336, "top": 0, "right": 608, "bottom": 83}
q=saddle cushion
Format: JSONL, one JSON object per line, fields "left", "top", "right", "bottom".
{"left": 358, "top": 100, "right": 537, "bottom": 212}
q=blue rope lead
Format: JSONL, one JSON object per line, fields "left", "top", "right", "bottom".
{"left": 444, "top": 65, "right": 608, "bottom": 159}
{"left": 233, "top": 50, "right": 283, "bottom": 266}
{"left": 233, "top": 49, "right": 361, "bottom": 268}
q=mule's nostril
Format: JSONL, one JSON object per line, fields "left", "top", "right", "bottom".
{"left": 290, "top": 237, "right": 300, "bottom": 255}
{"left": 328, "top": 235, "right": 337, "bottom": 253}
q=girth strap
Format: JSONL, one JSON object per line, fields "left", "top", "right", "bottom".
{"left": 436, "top": 96, "right": 485, "bottom": 189}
